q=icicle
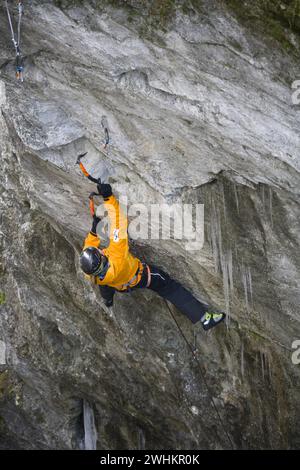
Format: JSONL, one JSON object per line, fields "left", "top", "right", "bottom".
{"left": 241, "top": 342, "right": 245, "bottom": 379}
{"left": 220, "top": 250, "right": 233, "bottom": 324}
{"left": 261, "top": 185, "right": 265, "bottom": 213}
{"left": 247, "top": 268, "right": 253, "bottom": 306}
{"left": 269, "top": 187, "right": 273, "bottom": 228}
{"left": 241, "top": 265, "right": 253, "bottom": 312}
{"left": 138, "top": 428, "right": 146, "bottom": 450}
{"left": 0, "top": 340, "right": 6, "bottom": 365}
{"left": 210, "top": 197, "right": 220, "bottom": 272}
{"left": 209, "top": 189, "right": 236, "bottom": 325}
{"left": 234, "top": 242, "right": 238, "bottom": 262}
{"left": 267, "top": 355, "right": 272, "bottom": 383}
{"left": 260, "top": 352, "right": 265, "bottom": 380}
{"left": 221, "top": 253, "right": 230, "bottom": 322}
{"left": 242, "top": 268, "right": 249, "bottom": 312}
{"left": 220, "top": 181, "right": 227, "bottom": 220}
{"left": 217, "top": 205, "right": 223, "bottom": 265}
{"left": 83, "top": 400, "right": 97, "bottom": 450}
{"left": 234, "top": 184, "right": 240, "bottom": 214}
{"left": 228, "top": 249, "right": 234, "bottom": 293}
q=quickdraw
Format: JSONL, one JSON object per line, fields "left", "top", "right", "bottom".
{"left": 5, "top": 1, "right": 24, "bottom": 82}
{"left": 101, "top": 115, "right": 110, "bottom": 150}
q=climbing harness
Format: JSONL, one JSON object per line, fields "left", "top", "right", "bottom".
{"left": 115, "top": 264, "right": 144, "bottom": 291}
{"left": 5, "top": 1, "right": 24, "bottom": 82}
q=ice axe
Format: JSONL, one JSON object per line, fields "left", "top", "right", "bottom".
{"left": 76, "top": 152, "right": 100, "bottom": 184}
{"left": 88, "top": 191, "right": 101, "bottom": 217}
{"left": 76, "top": 117, "right": 111, "bottom": 218}
{"left": 76, "top": 115, "right": 110, "bottom": 180}
{"left": 76, "top": 153, "right": 103, "bottom": 216}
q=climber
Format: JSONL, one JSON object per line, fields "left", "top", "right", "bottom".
{"left": 80, "top": 183, "right": 226, "bottom": 331}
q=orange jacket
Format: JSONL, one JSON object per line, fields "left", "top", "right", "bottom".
{"left": 83, "top": 195, "right": 143, "bottom": 290}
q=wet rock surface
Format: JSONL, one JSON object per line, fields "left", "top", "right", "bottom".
{"left": 0, "top": 0, "right": 299, "bottom": 449}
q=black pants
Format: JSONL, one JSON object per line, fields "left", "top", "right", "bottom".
{"left": 99, "top": 265, "right": 208, "bottom": 324}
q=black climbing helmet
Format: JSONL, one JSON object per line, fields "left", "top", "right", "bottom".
{"left": 80, "top": 247, "right": 106, "bottom": 276}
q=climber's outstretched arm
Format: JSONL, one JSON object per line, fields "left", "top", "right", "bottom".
{"left": 83, "top": 216, "right": 102, "bottom": 250}
{"left": 82, "top": 183, "right": 128, "bottom": 258}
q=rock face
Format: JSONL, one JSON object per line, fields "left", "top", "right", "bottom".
{"left": 0, "top": 0, "right": 300, "bottom": 450}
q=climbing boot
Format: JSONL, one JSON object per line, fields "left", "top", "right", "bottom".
{"left": 201, "top": 311, "right": 226, "bottom": 331}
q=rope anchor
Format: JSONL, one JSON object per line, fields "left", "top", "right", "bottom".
{"left": 5, "top": 1, "right": 24, "bottom": 82}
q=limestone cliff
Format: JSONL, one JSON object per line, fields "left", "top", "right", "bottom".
{"left": 0, "top": 0, "right": 299, "bottom": 449}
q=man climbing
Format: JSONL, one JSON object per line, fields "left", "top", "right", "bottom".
{"left": 80, "top": 183, "right": 226, "bottom": 331}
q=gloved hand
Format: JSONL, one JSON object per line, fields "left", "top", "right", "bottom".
{"left": 91, "top": 215, "right": 101, "bottom": 235}
{"left": 104, "top": 298, "right": 113, "bottom": 308}
{"left": 97, "top": 182, "right": 112, "bottom": 200}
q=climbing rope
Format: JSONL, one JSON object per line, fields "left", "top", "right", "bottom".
{"left": 17, "top": 1, "right": 22, "bottom": 49}
{"left": 5, "top": 1, "right": 24, "bottom": 81}
{"left": 5, "top": 0, "right": 17, "bottom": 52}
{"left": 132, "top": 239, "right": 235, "bottom": 449}
{"left": 164, "top": 299, "right": 236, "bottom": 450}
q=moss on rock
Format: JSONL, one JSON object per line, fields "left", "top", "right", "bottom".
{"left": 226, "top": 0, "right": 300, "bottom": 53}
